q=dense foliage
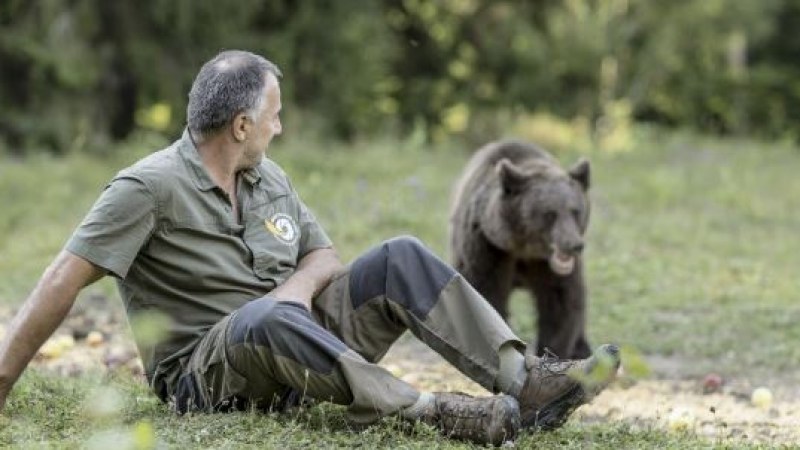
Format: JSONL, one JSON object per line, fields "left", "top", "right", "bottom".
{"left": 1, "top": 0, "right": 798, "bottom": 154}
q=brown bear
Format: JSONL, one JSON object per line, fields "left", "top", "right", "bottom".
{"left": 449, "top": 140, "right": 592, "bottom": 359}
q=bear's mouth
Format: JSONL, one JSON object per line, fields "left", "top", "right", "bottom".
{"left": 548, "top": 245, "right": 575, "bottom": 276}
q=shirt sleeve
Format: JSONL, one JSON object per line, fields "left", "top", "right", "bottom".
{"left": 65, "top": 176, "right": 157, "bottom": 279}
{"left": 295, "top": 193, "right": 333, "bottom": 259}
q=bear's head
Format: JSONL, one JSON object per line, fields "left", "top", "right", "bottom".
{"left": 482, "top": 157, "right": 590, "bottom": 276}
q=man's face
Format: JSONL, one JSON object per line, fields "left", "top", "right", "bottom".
{"left": 241, "top": 74, "right": 282, "bottom": 168}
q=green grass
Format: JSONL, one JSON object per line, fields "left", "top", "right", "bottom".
{"left": 1, "top": 372, "right": 736, "bottom": 449}
{"left": 585, "top": 131, "right": 800, "bottom": 380}
{"left": 2, "top": 128, "right": 800, "bottom": 447}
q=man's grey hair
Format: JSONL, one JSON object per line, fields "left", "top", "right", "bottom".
{"left": 187, "top": 50, "right": 282, "bottom": 139}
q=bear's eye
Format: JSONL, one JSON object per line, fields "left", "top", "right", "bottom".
{"left": 543, "top": 211, "right": 557, "bottom": 225}
{"left": 571, "top": 208, "right": 581, "bottom": 220}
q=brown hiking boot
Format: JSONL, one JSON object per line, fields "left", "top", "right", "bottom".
{"left": 413, "top": 392, "right": 520, "bottom": 446}
{"left": 519, "top": 344, "right": 620, "bottom": 430}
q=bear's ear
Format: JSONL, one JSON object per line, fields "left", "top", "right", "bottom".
{"left": 496, "top": 158, "right": 529, "bottom": 195}
{"left": 568, "top": 158, "right": 590, "bottom": 191}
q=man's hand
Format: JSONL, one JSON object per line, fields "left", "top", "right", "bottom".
{"left": 269, "top": 247, "right": 343, "bottom": 309}
{"left": 0, "top": 251, "right": 104, "bottom": 413}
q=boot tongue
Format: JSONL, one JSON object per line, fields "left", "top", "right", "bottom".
{"left": 548, "top": 246, "right": 575, "bottom": 276}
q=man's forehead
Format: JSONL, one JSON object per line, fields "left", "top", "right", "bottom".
{"left": 266, "top": 75, "right": 281, "bottom": 109}
{"left": 265, "top": 72, "right": 280, "bottom": 88}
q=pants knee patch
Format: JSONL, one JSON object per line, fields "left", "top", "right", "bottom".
{"left": 349, "top": 236, "right": 456, "bottom": 319}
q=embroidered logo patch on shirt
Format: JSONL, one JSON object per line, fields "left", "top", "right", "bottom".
{"left": 265, "top": 213, "right": 299, "bottom": 245}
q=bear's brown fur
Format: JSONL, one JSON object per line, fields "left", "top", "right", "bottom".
{"left": 449, "top": 140, "right": 592, "bottom": 358}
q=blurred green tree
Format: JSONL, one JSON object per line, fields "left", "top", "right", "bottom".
{"left": 0, "top": 0, "right": 798, "bottom": 154}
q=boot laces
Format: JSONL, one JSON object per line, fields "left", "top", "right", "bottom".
{"left": 538, "top": 348, "right": 579, "bottom": 378}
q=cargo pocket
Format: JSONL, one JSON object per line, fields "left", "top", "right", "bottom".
{"left": 195, "top": 360, "right": 249, "bottom": 412}
{"left": 183, "top": 316, "right": 249, "bottom": 412}
{"left": 174, "top": 371, "right": 206, "bottom": 414}
{"left": 243, "top": 196, "right": 301, "bottom": 283}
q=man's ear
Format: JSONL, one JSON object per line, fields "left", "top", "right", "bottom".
{"left": 231, "top": 112, "right": 250, "bottom": 142}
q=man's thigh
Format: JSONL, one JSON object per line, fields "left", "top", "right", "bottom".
{"left": 181, "top": 313, "right": 284, "bottom": 412}
{"left": 186, "top": 296, "right": 359, "bottom": 413}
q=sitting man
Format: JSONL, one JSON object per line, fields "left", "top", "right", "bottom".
{"left": 0, "top": 50, "right": 619, "bottom": 446}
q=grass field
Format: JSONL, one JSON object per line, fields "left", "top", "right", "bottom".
{"left": 1, "top": 128, "right": 799, "bottom": 448}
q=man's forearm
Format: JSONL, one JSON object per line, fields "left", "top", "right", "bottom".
{"left": 0, "top": 251, "right": 103, "bottom": 408}
{"left": 0, "top": 281, "right": 77, "bottom": 385}
{"left": 270, "top": 247, "right": 343, "bottom": 307}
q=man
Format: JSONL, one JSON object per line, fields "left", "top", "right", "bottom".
{"left": 0, "top": 50, "right": 619, "bottom": 446}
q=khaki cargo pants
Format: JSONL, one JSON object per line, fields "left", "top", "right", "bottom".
{"left": 174, "top": 236, "right": 524, "bottom": 424}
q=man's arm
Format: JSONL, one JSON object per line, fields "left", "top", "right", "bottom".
{"left": 0, "top": 251, "right": 105, "bottom": 412}
{"left": 270, "top": 247, "right": 343, "bottom": 309}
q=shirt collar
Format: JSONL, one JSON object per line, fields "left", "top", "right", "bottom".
{"left": 178, "top": 128, "right": 262, "bottom": 191}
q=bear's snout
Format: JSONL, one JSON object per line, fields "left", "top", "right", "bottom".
{"left": 551, "top": 219, "right": 585, "bottom": 256}
{"left": 565, "top": 240, "right": 584, "bottom": 255}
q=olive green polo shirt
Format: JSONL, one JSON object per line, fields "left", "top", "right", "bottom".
{"left": 65, "top": 129, "right": 332, "bottom": 396}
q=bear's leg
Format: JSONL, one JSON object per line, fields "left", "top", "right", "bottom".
{"left": 453, "top": 234, "right": 515, "bottom": 319}
{"left": 572, "top": 331, "right": 591, "bottom": 359}
{"left": 522, "top": 258, "right": 591, "bottom": 359}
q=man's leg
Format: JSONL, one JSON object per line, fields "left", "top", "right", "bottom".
{"left": 182, "top": 297, "right": 419, "bottom": 417}
{"left": 312, "top": 236, "right": 526, "bottom": 393}
{"left": 312, "top": 236, "right": 619, "bottom": 430}
{"left": 179, "top": 295, "right": 520, "bottom": 445}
